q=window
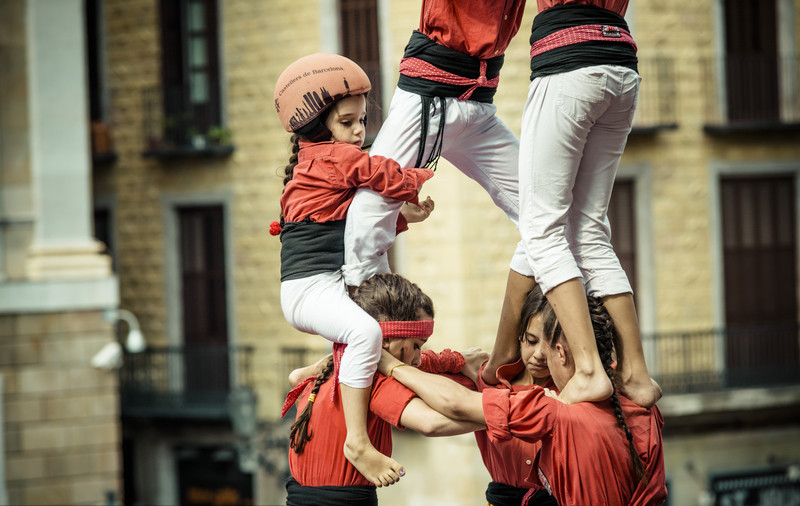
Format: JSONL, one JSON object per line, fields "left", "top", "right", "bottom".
{"left": 157, "top": 0, "right": 223, "bottom": 149}
{"left": 722, "top": 0, "right": 780, "bottom": 123}
{"left": 608, "top": 180, "right": 638, "bottom": 301}
{"left": 338, "top": 0, "right": 383, "bottom": 139}
{"left": 93, "top": 206, "right": 116, "bottom": 271}
{"left": 721, "top": 175, "right": 799, "bottom": 385}
{"left": 178, "top": 205, "right": 229, "bottom": 391}
{"left": 84, "top": 0, "right": 115, "bottom": 159}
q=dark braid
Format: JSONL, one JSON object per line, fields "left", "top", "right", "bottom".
{"left": 289, "top": 357, "right": 334, "bottom": 454}
{"left": 588, "top": 296, "right": 648, "bottom": 486}
{"left": 282, "top": 134, "right": 302, "bottom": 187}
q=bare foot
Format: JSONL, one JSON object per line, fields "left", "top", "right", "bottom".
{"left": 558, "top": 370, "right": 614, "bottom": 404}
{"left": 344, "top": 437, "right": 405, "bottom": 487}
{"left": 618, "top": 375, "right": 662, "bottom": 408}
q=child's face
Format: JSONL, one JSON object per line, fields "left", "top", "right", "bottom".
{"left": 384, "top": 336, "right": 427, "bottom": 368}
{"left": 520, "top": 314, "right": 551, "bottom": 381}
{"left": 324, "top": 94, "right": 367, "bottom": 147}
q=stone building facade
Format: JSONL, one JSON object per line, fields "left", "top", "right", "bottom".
{"left": 2, "top": 0, "right": 800, "bottom": 505}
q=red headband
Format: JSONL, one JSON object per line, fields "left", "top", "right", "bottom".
{"left": 379, "top": 320, "right": 434, "bottom": 339}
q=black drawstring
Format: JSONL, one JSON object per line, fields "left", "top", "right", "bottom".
{"left": 414, "top": 96, "right": 445, "bottom": 171}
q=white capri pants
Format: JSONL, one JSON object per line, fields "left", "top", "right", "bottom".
{"left": 342, "top": 87, "right": 535, "bottom": 287}
{"left": 519, "top": 65, "right": 641, "bottom": 298}
{"left": 281, "top": 271, "right": 382, "bottom": 388}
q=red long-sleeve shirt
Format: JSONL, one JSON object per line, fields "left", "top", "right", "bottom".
{"left": 418, "top": 0, "right": 527, "bottom": 60}
{"left": 483, "top": 387, "right": 667, "bottom": 506}
{"left": 280, "top": 140, "right": 433, "bottom": 224}
{"left": 474, "top": 360, "right": 555, "bottom": 490}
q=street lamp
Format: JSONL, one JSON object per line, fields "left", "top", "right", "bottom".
{"left": 90, "top": 308, "right": 146, "bottom": 370}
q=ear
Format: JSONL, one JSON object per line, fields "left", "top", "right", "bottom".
{"left": 381, "top": 338, "right": 391, "bottom": 351}
{"left": 554, "top": 342, "right": 569, "bottom": 367}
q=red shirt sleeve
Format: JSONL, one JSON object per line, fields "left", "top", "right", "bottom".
{"left": 419, "top": 349, "right": 466, "bottom": 374}
{"left": 370, "top": 375, "right": 417, "bottom": 429}
{"left": 482, "top": 387, "right": 556, "bottom": 444}
{"left": 336, "top": 145, "right": 434, "bottom": 203}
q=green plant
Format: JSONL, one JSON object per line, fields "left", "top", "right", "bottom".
{"left": 208, "top": 126, "right": 233, "bottom": 146}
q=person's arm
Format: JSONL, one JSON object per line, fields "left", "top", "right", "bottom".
{"left": 399, "top": 397, "right": 485, "bottom": 436}
{"left": 287, "top": 354, "right": 332, "bottom": 387}
{"left": 380, "top": 349, "right": 485, "bottom": 424}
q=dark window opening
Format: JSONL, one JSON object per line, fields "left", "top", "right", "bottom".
{"left": 609, "top": 180, "right": 638, "bottom": 304}
{"left": 148, "top": 0, "right": 231, "bottom": 155}
{"left": 722, "top": 0, "right": 780, "bottom": 123}
{"left": 338, "top": 0, "right": 383, "bottom": 140}
{"left": 721, "top": 175, "right": 799, "bottom": 386}
{"left": 179, "top": 205, "right": 229, "bottom": 392}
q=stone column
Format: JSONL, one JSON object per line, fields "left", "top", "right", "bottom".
{"left": 24, "top": 0, "right": 110, "bottom": 280}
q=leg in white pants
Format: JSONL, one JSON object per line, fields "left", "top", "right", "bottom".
{"left": 281, "top": 271, "right": 382, "bottom": 388}
{"left": 342, "top": 87, "right": 535, "bottom": 287}
{"left": 519, "top": 65, "right": 640, "bottom": 297}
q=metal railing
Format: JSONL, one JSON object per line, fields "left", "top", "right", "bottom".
{"left": 120, "top": 345, "right": 254, "bottom": 419}
{"left": 631, "top": 56, "right": 678, "bottom": 131}
{"left": 702, "top": 55, "right": 800, "bottom": 129}
{"left": 645, "top": 324, "right": 800, "bottom": 394}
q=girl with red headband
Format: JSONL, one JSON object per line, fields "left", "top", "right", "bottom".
{"left": 273, "top": 54, "right": 435, "bottom": 488}
{"left": 282, "top": 273, "right": 485, "bottom": 506}
{"left": 507, "top": 0, "right": 662, "bottom": 407}
{"left": 379, "top": 285, "right": 667, "bottom": 505}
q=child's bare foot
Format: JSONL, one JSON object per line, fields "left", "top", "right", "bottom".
{"left": 558, "top": 369, "right": 614, "bottom": 404}
{"left": 618, "top": 375, "right": 662, "bottom": 408}
{"left": 344, "top": 436, "right": 405, "bottom": 487}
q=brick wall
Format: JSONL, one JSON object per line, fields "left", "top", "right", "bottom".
{"left": 0, "top": 311, "right": 121, "bottom": 505}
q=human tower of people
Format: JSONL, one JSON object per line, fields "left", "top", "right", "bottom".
{"left": 273, "top": 0, "right": 667, "bottom": 505}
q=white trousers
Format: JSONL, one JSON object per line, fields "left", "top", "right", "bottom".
{"left": 342, "top": 87, "right": 534, "bottom": 287}
{"left": 519, "top": 65, "right": 641, "bottom": 297}
{"left": 281, "top": 271, "right": 382, "bottom": 388}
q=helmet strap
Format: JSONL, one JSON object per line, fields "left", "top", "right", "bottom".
{"left": 295, "top": 117, "right": 332, "bottom": 142}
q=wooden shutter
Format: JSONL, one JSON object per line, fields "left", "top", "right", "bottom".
{"left": 721, "top": 176, "right": 799, "bottom": 385}
{"left": 723, "top": 0, "right": 780, "bottom": 123}
{"left": 608, "top": 180, "right": 638, "bottom": 301}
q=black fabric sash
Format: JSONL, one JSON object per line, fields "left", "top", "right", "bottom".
{"left": 529, "top": 4, "right": 637, "bottom": 79}
{"left": 280, "top": 219, "right": 345, "bottom": 281}
{"left": 486, "top": 481, "right": 530, "bottom": 506}
{"left": 285, "top": 476, "right": 378, "bottom": 506}
{"left": 397, "top": 30, "right": 505, "bottom": 104}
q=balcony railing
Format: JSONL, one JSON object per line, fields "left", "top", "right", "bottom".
{"left": 120, "top": 345, "right": 254, "bottom": 419}
{"left": 702, "top": 55, "right": 800, "bottom": 131}
{"left": 645, "top": 324, "right": 800, "bottom": 394}
{"left": 142, "top": 83, "right": 234, "bottom": 158}
{"left": 631, "top": 56, "right": 678, "bottom": 133}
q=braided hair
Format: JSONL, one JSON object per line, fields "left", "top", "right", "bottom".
{"left": 527, "top": 285, "right": 647, "bottom": 485}
{"left": 282, "top": 133, "right": 302, "bottom": 188}
{"left": 288, "top": 273, "right": 432, "bottom": 454}
{"left": 587, "top": 295, "right": 647, "bottom": 486}
{"left": 289, "top": 357, "right": 334, "bottom": 454}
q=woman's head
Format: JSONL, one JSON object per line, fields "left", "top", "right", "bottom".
{"left": 352, "top": 273, "right": 434, "bottom": 367}
{"left": 274, "top": 53, "right": 371, "bottom": 142}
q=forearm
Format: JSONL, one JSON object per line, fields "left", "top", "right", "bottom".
{"left": 400, "top": 398, "right": 485, "bottom": 437}
{"left": 391, "top": 364, "right": 484, "bottom": 423}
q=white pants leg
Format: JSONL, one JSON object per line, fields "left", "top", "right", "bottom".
{"left": 519, "top": 65, "right": 640, "bottom": 297}
{"left": 281, "top": 272, "right": 382, "bottom": 388}
{"left": 342, "top": 88, "right": 535, "bottom": 287}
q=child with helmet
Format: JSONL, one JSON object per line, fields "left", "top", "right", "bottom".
{"left": 273, "top": 53, "right": 435, "bottom": 488}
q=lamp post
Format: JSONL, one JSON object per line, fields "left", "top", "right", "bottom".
{"left": 90, "top": 308, "right": 146, "bottom": 370}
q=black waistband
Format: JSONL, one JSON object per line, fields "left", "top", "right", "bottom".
{"left": 529, "top": 5, "right": 637, "bottom": 79}
{"left": 280, "top": 220, "right": 345, "bottom": 281}
{"left": 397, "top": 30, "right": 504, "bottom": 103}
{"left": 285, "top": 476, "right": 377, "bottom": 506}
{"left": 486, "top": 481, "right": 530, "bottom": 506}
